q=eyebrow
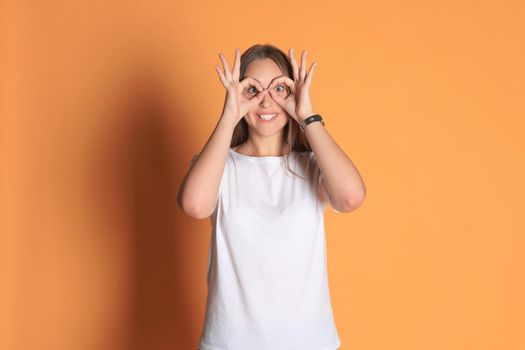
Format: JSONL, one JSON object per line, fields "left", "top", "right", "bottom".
{"left": 245, "top": 75, "right": 285, "bottom": 88}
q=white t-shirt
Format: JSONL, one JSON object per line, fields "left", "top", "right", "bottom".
{"left": 194, "top": 148, "right": 341, "bottom": 350}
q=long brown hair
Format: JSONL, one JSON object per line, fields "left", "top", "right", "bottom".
{"left": 231, "top": 43, "right": 318, "bottom": 183}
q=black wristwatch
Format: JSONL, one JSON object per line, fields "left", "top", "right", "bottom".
{"left": 299, "top": 114, "right": 325, "bottom": 132}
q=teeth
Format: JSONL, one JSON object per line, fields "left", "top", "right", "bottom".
{"left": 259, "top": 114, "right": 277, "bottom": 120}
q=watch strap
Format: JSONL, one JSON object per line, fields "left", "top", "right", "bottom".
{"left": 300, "top": 114, "right": 325, "bottom": 132}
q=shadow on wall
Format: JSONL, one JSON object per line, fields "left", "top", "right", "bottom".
{"left": 88, "top": 57, "right": 202, "bottom": 350}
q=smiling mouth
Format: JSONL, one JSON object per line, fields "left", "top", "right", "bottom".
{"left": 258, "top": 113, "right": 278, "bottom": 121}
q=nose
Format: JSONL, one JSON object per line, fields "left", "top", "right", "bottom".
{"left": 260, "top": 88, "right": 274, "bottom": 107}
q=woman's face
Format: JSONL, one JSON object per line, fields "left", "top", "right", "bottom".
{"left": 242, "top": 58, "right": 290, "bottom": 136}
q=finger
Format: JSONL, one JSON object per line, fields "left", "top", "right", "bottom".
{"left": 247, "top": 89, "right": 268, "bottom": 108}
{"left": 256, "top": 89, "right": 269, "bottom": 102}
{"left": 232, "top": 48, "right": 241, "bottom": 81}
{"left": 214, "top": 64, "right": 228, "bottom": 87}
{"left": 219, "top": 52, "right": 232, "bottom": 81}
{"left": 268, "top": 76, "right": 295, "bottom": 92}
{"left": 240, "top": 77, "right": 264, "bottom": 91}
{"left": 299, "top": 50, "right": 307, "bottom": 81}
{"left": 268, "top": 89, "right": 285, "bottom": 107}
{"left": 304, "top": 61, "right": 317, "bottom": 87}
{"left": 289, "top": 48, "right": 299, "bottom": 81}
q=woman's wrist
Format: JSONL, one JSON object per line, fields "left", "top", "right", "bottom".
{"left": 297, "top": 111, "right": 317, "bottom": 122}
{"left": 219, "top": 113, "right": 240, "bottom": 131}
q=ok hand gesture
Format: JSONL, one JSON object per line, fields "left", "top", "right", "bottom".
{"left": 214, "top": 48, "right": 268, "bottom": 124}
{"left": 267, "top": 48, "right": 318, "bottom": 123}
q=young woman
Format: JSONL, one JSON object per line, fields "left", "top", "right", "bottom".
{"left": 178, "top": 44, "right": 366, "bottom": 350}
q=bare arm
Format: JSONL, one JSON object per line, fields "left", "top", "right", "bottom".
{"left": 177, "top": 114, "right": 236, "bottom": 219}
{"left": 267, "top": 48, "right": 366, "bottom": 213}
{"left": 178, "top": 48, "right": 268, "bottom": 219}
{"left": 305, "top": 119, "right": 367, "bottom": 212}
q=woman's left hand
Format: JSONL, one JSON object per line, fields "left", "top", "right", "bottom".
{"left": 268, "top": 48, "right": 318, "bottom": 123}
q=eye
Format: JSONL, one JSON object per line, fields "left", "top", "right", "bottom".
{"left": 246, "top": 85, "right": 258, "bottom": 94}
{"left": 274, "top": 84, "right": 286, "bottom": 92}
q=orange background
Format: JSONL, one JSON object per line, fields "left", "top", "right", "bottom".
{"left": 1, "top": 1, "right": 524, "bottom": 349}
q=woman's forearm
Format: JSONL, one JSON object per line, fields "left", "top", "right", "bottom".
{"left": 303, "top": 118, "right": 367, "bottom": 210}
{"left": 178, "top": 114, "right": 237, "bottom": 219}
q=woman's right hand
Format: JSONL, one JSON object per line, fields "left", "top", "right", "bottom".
{"left": 214, "top": 48, "right": 268, "bottom": 124}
